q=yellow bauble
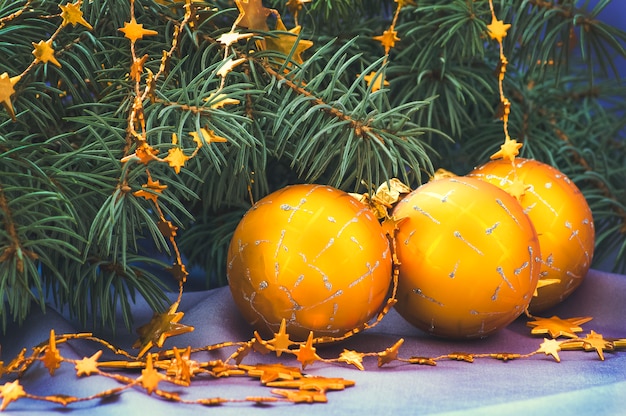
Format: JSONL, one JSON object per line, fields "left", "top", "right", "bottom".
{"left": 469, "top": 158, "right": 595, "bottom": 313}
{"left": 392, "top": 177, "right": 541, "bottom": 339}
{"left": 227, "top": 184, "right": 393, "bottom": 341}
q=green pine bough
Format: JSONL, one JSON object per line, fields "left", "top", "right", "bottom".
{"left": 0, "top": 0, "right": 625, "bottom": 332}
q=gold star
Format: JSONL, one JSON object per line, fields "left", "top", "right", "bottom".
{"left": 533, "top": 278, "right": 560, "bottom": 297}
{"left": 362, "top": 71, "right": 389, "bottom": 92}
{"left": 138, "top": 354, "right": 166, "bottom": 395}
{"left": 0, "top": 72, "right": 21, "bottom": 120}
{"left": 235, "top": 0, "right": 271, "bottom": 32}
{"left": 130, "top": 54, "right": 149, "bottom": 82}
{"left": 167, "top": 346, "right": 195, "bottom": 385}
{"left": 338, "top": 349, "right": 365, "bottom": 371}
{"left": 59, "top": 1, "right": 93, "bottom": 30}
{"left": 537, "top": 338, "right": 562, "bottom": 362}
{"left": 32, "top": 40, "right": 62, "bottom": 68}
{"left": 0, "top": 380, "right": 26, "bottom": 411}
{"left": 506, "top": 177, "right": 531, "bottom": 201}
{"left": 378, "top": 338, "right": 404, "bottom": 367}
{"left": 42, "top": 329, "right": 62, "bottom": 376}
{"left": 294, "top": 331, "right": 322, "bottom": 369}
{"left": 203, "top": 92, "right": 240, "bottom": 109}
{"left": 490, "top": 137, "right": 523, "bottom": 162}
{"left": 119, "top": 17, "right": 158, "bottom": 43}
{"left": 217, "top": 31, "right": 254, "bottom": 47}
{"left": 373, "top": 28, "right": 400, "bottom": 54}
{"left": 527, "top": 315, "right": 593, "bottom": 339}
{"left": 189, "top": 127, "right": 228, "bottom": 148}
{"left": 264, "top": 18, "right": 313, "bottom": 65}
{"left": 581, "top": 331, "right": 614, "bottom": 361}
{"left": 486, "top": 16, "right": 511, "bottom": 43}
{"left": 75, "top": 350, "right": 103, "bottom": 376}
{"left": 268, "top": 376, "right": 356, "bottom": 392}
{"left": 133, "top": 175, "right": 168, "bottom": 204}
{"left": 217, "top": 57, "right": 247, "bottom": 77}
{"left": 133, "top": 301, "right": 194, "bottom": 357}
{"left": 267, "top": 319, "right": 294, "bottom": 357}
{"left": 271, "top": 388, "right": 327, "bottom": 403}
{"left": 242, "top": 363, "right": 302, "bottom": 384}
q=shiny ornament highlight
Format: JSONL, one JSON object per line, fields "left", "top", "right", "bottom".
{"left": 469, "top": 158, "right": 595, "bottom": 312}
{"left": 392, "top": 177, "right": 541, "bottom": 339}
{"left": 227, "top": 184, "right": 393, "bottom": 341}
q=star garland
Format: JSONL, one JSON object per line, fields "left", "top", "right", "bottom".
{"left": 0, "top": 315, "right": 624, "bottom": 411}
{"left": 0, "top": 0, "right": 92, "bottom": 120}
{"left": 486, "top": 0, "right": 520, "bottom": 163}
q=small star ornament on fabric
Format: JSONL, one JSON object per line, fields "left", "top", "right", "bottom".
{"left": 42, "top": 330, "right": 62, "bottom": 376}
{"left": 527, "top": 315, "right": 593, "bottom": 338}
{"left": 537, "top": 338, "right": 562, "bottom": 362}
{"left": 75, "top": 350, "right": 103, "bottom": 376}
{"left": 0, "top": 380, "right": 26, "bottom": 411}
{"left": 133, "top": 301, "right": 194, "bottom": 357}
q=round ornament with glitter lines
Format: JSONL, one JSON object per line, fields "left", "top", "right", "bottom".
{"left": 227, "top": 184, "right": 393, "bottom": 341}
{"left": 392, "top": 176, "right": 542, "bottom": 339}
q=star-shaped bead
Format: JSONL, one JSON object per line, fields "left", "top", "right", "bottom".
{"left": 235, "top": 0, "right": 271, "bottom": 32}
{"left": 338, "top": 349, "right": 365, "bottom": 371}
{"left": 581, "top": 331, "right": 614, "bottom": 361}
{"left": 133, "top": 301, "right": 194, "bottom": 357}
{"left": 42, "top": 329, "right": 62, "bottom": 376}
{"left": 506, "top": 177, "right": 531, "bottom": 201}
{"left": 59, "top": 1, "right": 93, "bottom": 29}
{"left": 241, "top": 363, "right": 302, "bottom": 384}
{"left": 267, "top": 376, "right": 356, "bottom": 392}
{"left": 75, "top": 350, "right": 103, "bottom": 376}
{"left": 271, "top": 388, "right": 327, "bottom": 403}
{"left": 0, "top": 380, "right": 26, "bottom": 411}
{"left": 373, "top": 28, "right": 400, "bottom": 54}
{"left": 527, "top": 315, "right": 592, "bottom": 339}
{"left": 32, "top": 40, "right": 62, "bottom": 68}
{"left": 378, "top": 338, "right": 404, "bottom": 367}
{"left": 119, "top": 17, "right": 158, "bottom": 42}
{"left": 486, "top": 16, "right": 511, "bottom": 43}
{"left": 363, "top": 71, "right": 389, "bottom": 92}
{"left": 537, "top": 338, "right": 562, "bottom": 362}
{"left": 490, "top": 137, "right": 523, "bottom": 162}
{"left": 264, "top": 19, "right": 313, "bottom": 65}
{"left": 216, "top": 57, "right": 246, "bottom": 78}
{"left": 267, "top": 319, "right": 294, "bottom": 357}
{"left": 0, "top": 72, "right": 21, "bottom": 120}
{"left": 217, "top": 32, "right": 254, "bottom": 47}
{"left": 189, "top": 128, "right": 228, "bottom": 148}
{"left": 138, "top": 354, "right": 166, "bottom": 395}
{"left": 294, "top": 331, "right": 322, "bottom": 369}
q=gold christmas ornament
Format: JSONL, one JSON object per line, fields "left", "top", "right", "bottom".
{"left": 227, "top": 184, "right": 393, "bottom": 341}
{"left": 392, "top": 177, "right": 541, "bottom": 339}
{"left": 469, "top": 158, "right": 595, "bottom": 313}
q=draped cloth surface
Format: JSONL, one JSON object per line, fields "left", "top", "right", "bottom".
{"left": 2, "top": 269, "right": 625, "bottom": 415}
